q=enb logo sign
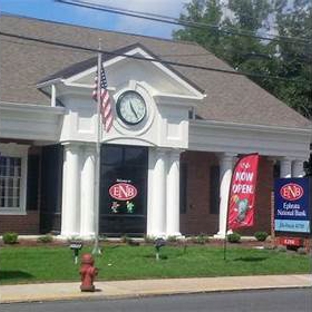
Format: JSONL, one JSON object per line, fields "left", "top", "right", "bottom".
{"left": 109, "top": 183, "right": 138, "bottom": 201}
{"left": 280, "top": 183, "right": 304, "bottom": 201}
{"left": 274, "top": 178, "right": 311, "bottom": 234}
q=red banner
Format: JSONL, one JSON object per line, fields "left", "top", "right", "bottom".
{"left": 227, "top": 154, "right": 260, "bottom": 230}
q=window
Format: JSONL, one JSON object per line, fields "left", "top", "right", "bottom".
{"left": 180, "top": 162, "right": 188, "bottom": 214}
{"left": 273, "top": 161, "right": 281, "bottom": 179}
{"left": 210, "top": 165, "right": 220, "bottom": 214}
{"left": 0, "top": 157, "right": 21, "bottom": 208}
{"left": 0, "top": 144, "right": 29, "bottom": 214}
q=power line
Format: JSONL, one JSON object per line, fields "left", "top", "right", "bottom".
{"left": 1, "top": 13, "right": 309, "bottom": 64}
{"left": 2, "top": 11, "right": 310, "bottom": 65}
{"left": 2, "top": 11, "right": 310, "bottom": 66}
{"left": 0, "top": 30, "right": 307, "bottom": 83}
{"left": 55, "top": 0, "right": 311, "bottom": 44}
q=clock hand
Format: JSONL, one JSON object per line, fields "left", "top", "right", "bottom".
{"left": 129, "top": 101, "right": 138, "bottom": 119}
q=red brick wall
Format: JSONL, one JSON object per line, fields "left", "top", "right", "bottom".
{"left": 0, "top": 211, "right": 40, "bottom": 234}
{"left": 180, "top": 152, "right": 273, "bottom": 236}
{"left": 180, "top": 151, "right": 219, "bottom": 235}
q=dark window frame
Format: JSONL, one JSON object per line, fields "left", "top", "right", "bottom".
{"left": 180, "top": 162, "right": 188, "bottom": 214}
{"left": 210, "top": 165, "right": 220, "bottom": 215}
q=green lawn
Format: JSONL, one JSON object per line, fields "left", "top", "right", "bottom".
{"left": 0, "top": 244, "right": 310, "bottom": 285}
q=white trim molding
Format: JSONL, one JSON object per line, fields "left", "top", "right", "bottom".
{"left": 0, "top": 101, "right": 64, "bottom": 142}
{"left": 189, "top": 119, "right": 311, "bottom": 159}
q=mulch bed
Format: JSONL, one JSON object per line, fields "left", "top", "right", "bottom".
{"left": 0, "top": 237, "right": 270, "bottom": 248}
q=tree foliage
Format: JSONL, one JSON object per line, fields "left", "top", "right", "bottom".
{"left": 173, "top": 0, "right": 312, "bottom": 120}
{"left": 271, "top": 0, "right": 312, "bottom": 118}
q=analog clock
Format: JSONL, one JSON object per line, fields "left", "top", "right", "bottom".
{"left": 116, "top": 91, "right": 147, "bottom": 125}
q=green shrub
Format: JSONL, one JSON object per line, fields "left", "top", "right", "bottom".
{"left": 2, "top": 232, "right": 18, "bottom": 244}
{"left": 227, "top": 232, "right": 241, "bottom": 243}
{"left": 254, "top": 231, "right": 268, "bottom": 242}
{"left": 37, "top": 234, "right": 53, "bottom": 243}
{"left": 195, "top": 234, "right": 209, "bottom": 245}
{"left": 166, "top": 236, "right": 178, "bottom": 243}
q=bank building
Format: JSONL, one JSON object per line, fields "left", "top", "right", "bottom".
{"left": 0, "top": 15, "right": 310, "bottom": 239}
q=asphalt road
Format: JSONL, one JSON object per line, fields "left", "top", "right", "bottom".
{"left": 1, "top": 289, "right": 311, "bottom": 312}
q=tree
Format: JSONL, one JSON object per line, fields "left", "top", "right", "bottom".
{"left": 173, "top": 0, "right": 224, "bottom": 56}
{"left": 269, "top": 0, "right": 312, "bottom": 118}
{"left": 173, "top": 0, "right": 312, "bottom": 120}
{"left": 220, "top": 0, "right": 274, "bottom": 88}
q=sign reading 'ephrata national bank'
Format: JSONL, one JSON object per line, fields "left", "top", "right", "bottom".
{"left": 274, "top": 178, "right": 311, "bottom": 234}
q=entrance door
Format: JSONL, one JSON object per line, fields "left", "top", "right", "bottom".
{"left": 99, "top": 144, "right": 148, "bottom": 236}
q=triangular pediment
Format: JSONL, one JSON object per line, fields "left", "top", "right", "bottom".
{"left": 38, "top": 43, "right": 205, "bottom": 100}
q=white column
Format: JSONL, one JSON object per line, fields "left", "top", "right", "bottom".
{"left": 61, "top": 144, "right": 80, "bottom": 237}
{"left": 292, "top": 159, "right": 305, "bottom": 177}
{"left": 215, "top": 153, "right": 235, "bottom": 238}
{"left": 280, "top": 157, "right": 292, "bottom": 178}
{"left": 80, "top": 145, "right": 96, "bottom": 238}
{"left": 166, "top": 150, "right": 181, "bottom": 237}
{"left": 147, "top": 148, "right": 167, "bottom": 237}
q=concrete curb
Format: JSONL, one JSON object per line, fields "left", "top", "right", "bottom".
{"left": 1, "top": 275, "right": 311, "bottom": 304}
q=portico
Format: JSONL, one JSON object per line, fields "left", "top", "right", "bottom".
{"left": 40, "top": 44, "right": 205, "bottom": 238}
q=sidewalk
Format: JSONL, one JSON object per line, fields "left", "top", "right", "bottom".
{"left": 0, "top": 274, "right": 311, "bottom": 304}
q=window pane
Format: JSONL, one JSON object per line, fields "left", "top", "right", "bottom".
{"left": 8, "top": 197, "right": 13, "bottom": 207}
{"left": 8, "top": 186, "right": 13, "bottom": 197}
{"left": 124, "top": 147, "right": 147, "bottom": 167}
{"left": 0, "top": 156, "right": 21, "bottom": 209}
{"left": 102, "top": 146, "right": 123, "bottom": 166}
{"left": 10, "top": 163, "right": 15, "bottom": 176}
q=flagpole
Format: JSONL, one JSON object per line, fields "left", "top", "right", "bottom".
{"left": 223, "top": 201, "right": 231, "bottom": 260}
{"left": 92, "top": 40, "right": 102, "bottom": 255}
{"left": 223, "top": 180, "right": 231, "bottom": 261}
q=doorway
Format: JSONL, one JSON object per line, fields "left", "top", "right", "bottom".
{"left": 99, "top": 144, "right": 148, "bottom": 236}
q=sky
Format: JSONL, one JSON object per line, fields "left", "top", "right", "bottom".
{"left": 0, "top": 0, "right": 190, "bottom": 39}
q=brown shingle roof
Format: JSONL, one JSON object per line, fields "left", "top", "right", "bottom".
{"left": 38, "top": 42, "right": 205, "bottom": 94}
{"left": 0, "top": 14, "right": 310, "bottom": 128}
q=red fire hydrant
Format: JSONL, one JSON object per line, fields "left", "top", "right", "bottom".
{"left": 80, "top": 253, "right": 98, "bottom": 292}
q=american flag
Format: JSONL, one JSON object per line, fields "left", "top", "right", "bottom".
{"left": 92, "top": 60, "right": 113, "bottom": 132}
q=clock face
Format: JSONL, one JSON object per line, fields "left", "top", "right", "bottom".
{"left": 116, "top": 91, "right": 147, "bottom": 125}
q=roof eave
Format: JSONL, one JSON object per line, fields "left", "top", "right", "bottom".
{"left": 191, "top": 118, "right": 312, "bottom": 136}
{"left": 36, "top": 78, "right": 64, "bottom": 89}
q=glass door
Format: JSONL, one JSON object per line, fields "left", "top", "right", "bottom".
{"left": 99, "top": 144, "right": 148, "bottom": 236}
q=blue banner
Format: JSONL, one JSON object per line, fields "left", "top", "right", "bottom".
{"left": 274, "top": 178, "right": 311, "bottom": 234}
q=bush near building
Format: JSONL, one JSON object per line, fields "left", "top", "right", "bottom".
{"left": 227, "top": 233, "right": 241, "bottom": 243}
{"left": 254, "top": 232, "right": 269, "bottom": 242}
{"left": 2, "top": 232, "right": 18, "bottom": 244}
